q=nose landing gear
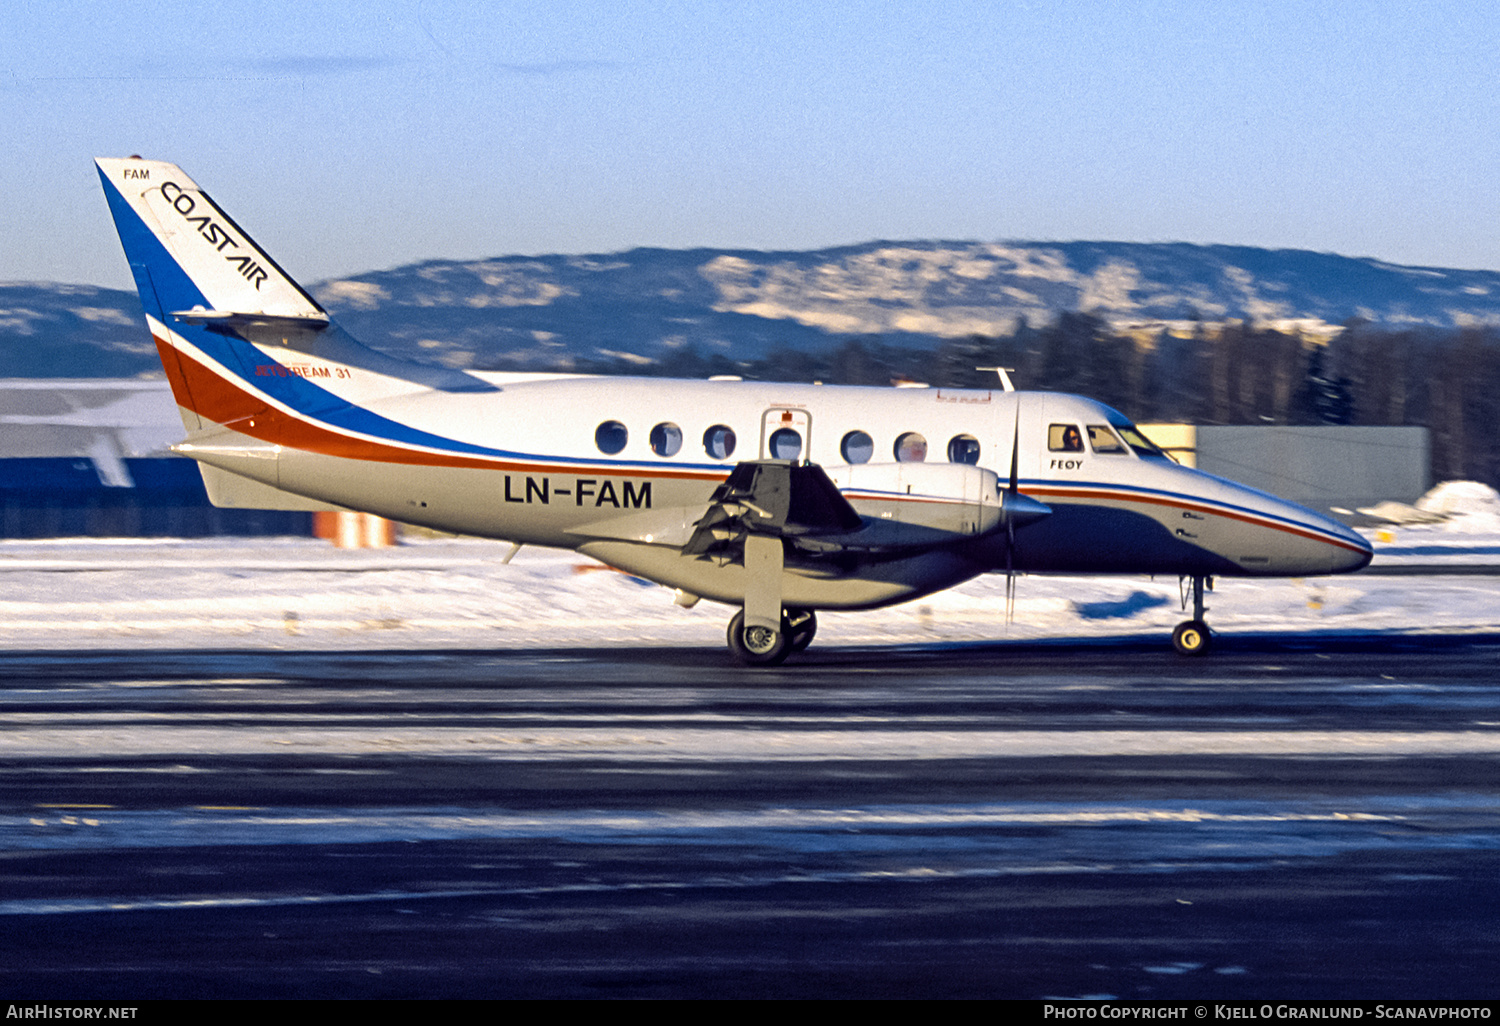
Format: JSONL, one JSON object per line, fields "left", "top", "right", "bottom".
{"left": 1173, "top": 574, "right": 1212, "bottom": 656}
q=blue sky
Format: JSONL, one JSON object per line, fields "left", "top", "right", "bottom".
{"left": 7, "top": 1, "right": 1500, "bottom": 289}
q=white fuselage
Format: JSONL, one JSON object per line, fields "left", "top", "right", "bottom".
{"left": 96, "top": 155, "right": 1376, "bottom": 654}
{"left": 176, "top": 337, "right": 1372, "bottom": 611}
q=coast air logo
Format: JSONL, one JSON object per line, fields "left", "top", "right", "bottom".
{"left": 155, "top": 179, "right": 269, "bottom": 290}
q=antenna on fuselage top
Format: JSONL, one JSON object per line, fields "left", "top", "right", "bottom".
{"left": 977, "top": 367, "right": 1016, "bottom": 391}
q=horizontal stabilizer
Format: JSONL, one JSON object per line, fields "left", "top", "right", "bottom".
{"left": 169, "top": 307, "right": 330, "bottom": 331}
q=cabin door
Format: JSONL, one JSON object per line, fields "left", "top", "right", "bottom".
{"left": 759, "top": 407, "right": 813, "bottom": 462}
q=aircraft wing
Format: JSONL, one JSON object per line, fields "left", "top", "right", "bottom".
{"left": 682, "top": 460, "right": 863, "bottom": 557}
{"left": 567, "top": 457, "right": 1015, "bottom": 562}
{"left": 563, "top": 460, "right": 864, "bottom": 555}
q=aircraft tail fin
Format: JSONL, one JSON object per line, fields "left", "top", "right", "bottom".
{"left": 96, "top": 156, "right": 497, "bottom": 452}
{"left": 95, "top": 157, "right": 328, "bottom": 328}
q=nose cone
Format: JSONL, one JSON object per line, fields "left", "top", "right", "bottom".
{"left": 1185, "top": 464, "right": 1375, "bottom": 576}
{"left": 1320, "top": 515, "right": 1374, "bottom": 573}
{"left": 1270, "top": 501, "right": 1373, "bottom": 575}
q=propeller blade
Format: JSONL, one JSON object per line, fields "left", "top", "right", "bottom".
{"left": 1005, "top": 403, "right": 1019, "bottom": 626}
{"left": 1005, "top": 519, "right": 1015, "bottom": 626}
{"left": 1008, "top": 404, "right": 1020, "bottom": 496}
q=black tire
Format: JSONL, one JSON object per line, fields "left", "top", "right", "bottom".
{"left": 786, "top": 609, "right": 818, "bottom": 654}
{"left": 1172, "top": 619, "right": 1211, "bottom": 656}
{"left": 727, "top": 611, "right": 790, "bottom": 666}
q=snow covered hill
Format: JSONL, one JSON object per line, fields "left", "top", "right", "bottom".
{"left": 8, "top": 241, "right": 1500, "bottom": 377}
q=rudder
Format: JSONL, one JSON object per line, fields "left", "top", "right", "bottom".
{"left": 95, "top": 157, "right": 327, "bottom": 325}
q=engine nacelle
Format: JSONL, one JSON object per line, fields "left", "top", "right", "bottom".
{"left": 825, "top": 462, "right": 1003, "bottom": 542}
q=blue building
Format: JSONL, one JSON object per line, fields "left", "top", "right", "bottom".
{"left": 0, "top": 379, "right": 310, "bottom": 538}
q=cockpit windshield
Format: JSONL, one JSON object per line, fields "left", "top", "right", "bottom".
{"left": 1109, "top": 420, "right": 1169, "bottom": 458}
{"left": 1086, "top": 425, "right": 1128, "bottom": 454}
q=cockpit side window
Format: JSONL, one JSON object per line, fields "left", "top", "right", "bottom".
{"left": 1048, "top": 424, "right": 1084, "bottom": 452}
{"left": 1087, "top": 424, "right": 1128, "bottom": 454}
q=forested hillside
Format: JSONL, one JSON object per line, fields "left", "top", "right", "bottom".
{"left": 621, "top": 315, "right": 1498, "bottom": 487}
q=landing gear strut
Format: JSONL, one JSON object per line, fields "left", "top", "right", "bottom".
{"left": 1173, "top": 574, "right": 1212, "bottom": 656}
{"left": 725, "top": 532, "right": 791, "bottom": 666}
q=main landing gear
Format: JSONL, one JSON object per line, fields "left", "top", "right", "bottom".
{"left": 727, "top": 608, "right": 817, "bottom": 667}
{"left": 1173, "top": 574, "right": 1212, "bottom": 656}
{"left": 726, "top": 531, "right": 820, "bottom": 666}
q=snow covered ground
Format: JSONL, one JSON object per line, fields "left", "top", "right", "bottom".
{"left": 0, "top": 492, "right": 1494, "bottom": 651}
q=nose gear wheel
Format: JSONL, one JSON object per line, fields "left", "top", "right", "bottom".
{"left": 1172, "top": 575, "right": 1213, "bottom": 656}
{"left": 1172, "top": 619, "right": 1211, "bottom": 656}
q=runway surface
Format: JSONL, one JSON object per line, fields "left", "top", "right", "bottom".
{"left": 2, "top": 635, "right": 1499, "bottom": 999}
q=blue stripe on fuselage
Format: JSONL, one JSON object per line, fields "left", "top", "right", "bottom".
{"left": 1025, "top": 478, "right": 1362, "bottom": 548}
{"left": 101, "top": 169, "right": 705, "bottom": 470}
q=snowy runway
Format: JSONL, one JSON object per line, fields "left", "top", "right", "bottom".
{"left": 2, "top": 637, "right": 1498, "bottom": 998}
{"left": 2, "top": 492, "right": 1498, "bottom": 995}
{"left": 0, "top": 519, "right": 1493, "bottom": 651}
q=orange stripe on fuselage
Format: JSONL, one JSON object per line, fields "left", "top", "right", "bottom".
{"left": 1027, "top": 485, "right": 1367, "bottom": 554}
{"left": 159, "top": 336, "right": 266, "bottom": 426}
{"left": 159, "top": 335, "right": 725, "bottom": 479}
{"left": 155, "top": 336, "right": 206, "bottom": 416}
{"left": 156, "top": 337, "right": 1365, "bottom": 555}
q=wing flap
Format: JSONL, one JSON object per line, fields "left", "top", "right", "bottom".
{"left": 683, "top": 460, "right": 864, "bottom": 559}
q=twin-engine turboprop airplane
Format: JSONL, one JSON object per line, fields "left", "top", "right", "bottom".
{"left": 97, "top": 157, "right": 1373, "bottom": 664}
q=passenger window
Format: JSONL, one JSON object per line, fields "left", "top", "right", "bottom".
{"left": 894, "top": 432, "right": 928, "bottom": 463}
{"left": 768, "top": 427, "right": 802, "bottom": 460}
{"left": 1048, "top": 424, "right": 1084, "bottom": 452}
{"left": 650, "top": 422, "right": 683, "bottom": 457}
{"left": 703, "top": 424, "right": 736, "bottom": 460}
{"left": 1087, "top": 424, "right": 1128, "bottom": 454}
{"left": 947, "top": 434, "right": 981, "bottom": 465}
{"left": 596, "top": 420, "right": 628, "bottom": 455}
{"left": 841, "top": 430, "right": 873, "bottom": 464}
